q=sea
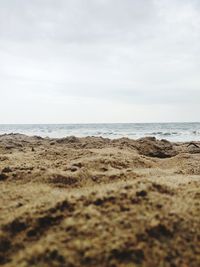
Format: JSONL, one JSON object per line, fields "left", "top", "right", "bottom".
{"left": 0, "top": 123, "right": 200, "bottom": 142}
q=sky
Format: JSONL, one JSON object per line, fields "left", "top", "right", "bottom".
{"left": 0, "top": 0, "right": 200, "bottom": 123}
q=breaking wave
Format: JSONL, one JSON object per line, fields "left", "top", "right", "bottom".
{"left": 0, "top": 123, "right": 200, "bottom": 142}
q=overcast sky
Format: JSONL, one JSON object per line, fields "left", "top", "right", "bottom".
{"left": 0, "top": 0, "right": 200, "bottom": 123}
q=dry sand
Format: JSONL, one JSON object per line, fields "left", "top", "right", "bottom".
{"left": 0, "top": 134, "right": 200, "bottom": 267}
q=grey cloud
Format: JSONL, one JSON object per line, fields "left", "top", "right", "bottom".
{"left": 0, "top": 0, "right": 157, "bottom": 43}
{"left": 0, "top": 0, "right": 200, "bottom": 122}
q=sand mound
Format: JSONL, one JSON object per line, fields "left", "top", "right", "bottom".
{"left": 0, "top": 134, "right": 200, "bottom": 266}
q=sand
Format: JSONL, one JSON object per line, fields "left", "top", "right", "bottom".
{"left": 0, "top": 134, "right": 200, "bottom": 267}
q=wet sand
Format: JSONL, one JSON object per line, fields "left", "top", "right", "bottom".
{"left": 0, "top": 134, "right": 200, "bottom": 267}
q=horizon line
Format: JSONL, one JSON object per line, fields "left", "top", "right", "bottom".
{"left": 0, "top": 122, "right": 199, "bottom": 125}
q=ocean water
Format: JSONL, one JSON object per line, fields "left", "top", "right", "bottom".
{"left": 0, "top": 123, "right": 200, "bottom": 142}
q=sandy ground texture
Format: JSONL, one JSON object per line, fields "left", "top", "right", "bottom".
{"left": 0, "top": 134, "right": 200, "bottom": 267}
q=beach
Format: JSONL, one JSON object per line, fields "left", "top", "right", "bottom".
{"left": 0, "top": 133, "right": 200, "bottom": 267}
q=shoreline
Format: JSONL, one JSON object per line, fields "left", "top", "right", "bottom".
{"left": 0, "top": 134, "right": 200, "bottom": 266}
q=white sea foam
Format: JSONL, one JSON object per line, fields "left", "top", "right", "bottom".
{"left": 0, "top": 123, "right": 200, "bottom": 142}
